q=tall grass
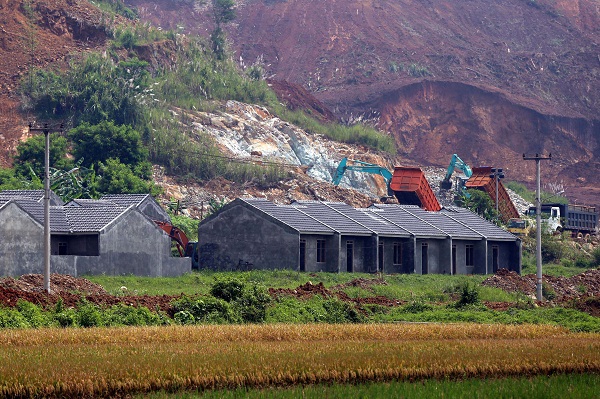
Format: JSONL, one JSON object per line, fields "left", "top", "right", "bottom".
{"left": 1, "top": 324, "right": 598, "bottom": 398}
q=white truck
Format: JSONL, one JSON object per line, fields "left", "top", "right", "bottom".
{"left": 526, "top": 203, "right": 598, "bottom": 238}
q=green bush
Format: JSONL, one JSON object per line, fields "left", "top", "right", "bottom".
{"left": 210, "top": 278, "right": 245, "bottom": 302}
{"left": 104, "top": 303, "right": 166, "bottom": 326}
{"left": 16, "top": 300, "right": 49, "bottom": 328}
{"left": 171, "top": 295, "right": 239, "bottom": 324}
{"left": 322, "top": 298, "right": 364, "bottom": 323}
{"left": 0, "top": 307, "right": 30, "bottom": 328}
{"left": 453, "top": 282, "right": 480, "bottom": 308}
{"left": 76, "top": 301, "right": 104, "bottom": 327}
{"left": 402, "top": 300, "right": 433, "bottom": 313}
{"left": 234, "top": 284, "right": 272, "bottom": 323}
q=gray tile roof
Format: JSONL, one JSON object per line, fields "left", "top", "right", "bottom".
{"left": 242, "top": 198, "right": 334, "bottom": 234}
{"left": 0, "top": 190, "right": 45, "bottom": 202}
{"left": 323, "top": 202, "right": 411, "bottom": 237}
{"left": 404, "top": 207, "right": 482, "bottom": 239}
{"left": 441, "top": 207, "right": 518, "bottom": 240}
{"left": 369, "top": 204, "right": 448, "bottom": 238}
{"left": 66, "top": 199, "right": 118, "bottom": 208}
{"left": 64, "top": 204, "right": 127, "bottom": 233}
{"left": 292, "top": 201, "right": 374, "bottom": 236}
{"left": 100, "top": 194, "right": 150, "bottom": 207}
{"left": 0, "top": 190, "right": 64, "bottom": 206}
{"left": 8, "top": 198, "right": 127, "bottom": 233}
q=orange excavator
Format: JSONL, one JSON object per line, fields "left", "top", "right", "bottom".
{"left": 154, "top": 220, "right": 199, "bottom": 269}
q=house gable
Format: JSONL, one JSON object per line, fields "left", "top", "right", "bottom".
{"left": 198, "top": 199, "right": 301, "bottom": 270}
{"left": 0, "top": 202, "right": 44, "bottom": 276}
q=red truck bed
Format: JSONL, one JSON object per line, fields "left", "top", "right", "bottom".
{"left": 390, "top": 167, "right": 442, "bottom": 211}
{"left": 465, "top": 167, "right": 519, "bottom": 223}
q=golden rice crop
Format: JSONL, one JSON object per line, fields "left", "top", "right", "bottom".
{"left": 1, "top": 324, "right": 599, "bottom": 398}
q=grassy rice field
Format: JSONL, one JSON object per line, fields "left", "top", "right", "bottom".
{"left": 140, "top": 373, "right": 600, "bottom": 399}
{"left": 1, "top": 324, "right": 599, "bottom": 398}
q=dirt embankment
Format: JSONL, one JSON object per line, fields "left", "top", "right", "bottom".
{"left": 2, "top": 270, "right": 600, "bottom": 318}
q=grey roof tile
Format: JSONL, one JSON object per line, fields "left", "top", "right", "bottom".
{"left": 100, "top": 194, "right": 150, "bottom": 207}
{"left": 0, "top": 190, "right": 64, "bottom": 206}
{"left": 370, "top": 204, "right": 448, "bottom": 238}
{"left": 324, "top": 202, "right": 411, "bottom": 237}
{"left": 242, "top": 198, "right": 334, "bottom": 234}
{"left": 64, "top": 204, "right": 127, "bottom": 233}
{"left": 442, "top": 207, "right": 518, "bottom": 240}
{"left": 292, "top": 201, "right": 373, "bottom": 235}
{"left": 4, "top": 197, "right": 128, "bottom": 233}
{"left": 404, "top": 207, "right": 482, "bottom": 239}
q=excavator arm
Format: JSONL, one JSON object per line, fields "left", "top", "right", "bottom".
{"left": 441, "top": 154, "right": 473, "bottom": 190}
{"left": 154, "top": 220, "right": 190, "bottom": 257}
{"left": 333, "top": 157, "right": 393, "bottom": 194}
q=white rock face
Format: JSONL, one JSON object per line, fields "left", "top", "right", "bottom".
{"left": 190, "top": 100, "right": 385, "bottom": 197}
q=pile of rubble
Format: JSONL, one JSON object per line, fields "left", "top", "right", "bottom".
{"left": 482, "top": 268, "right": 600, "bottom": 300}
{"left": 0, "top": 274, "right": 108, "bottom": 295}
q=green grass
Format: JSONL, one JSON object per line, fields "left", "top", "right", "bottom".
{"left": 86, "top": 271, "right": 515, "bottom": 302}
{"left": 138, "top": 373, "right": 600, "bottom": 399}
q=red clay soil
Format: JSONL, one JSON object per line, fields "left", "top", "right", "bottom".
{"left": 0, "top": 274, "right": 181, "bottom": 315}
{"left": 269, "top": 278, "right": 404, "bottom": 308}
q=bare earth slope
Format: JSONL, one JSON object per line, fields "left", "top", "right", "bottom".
{"left": 130, "top": 0, "right": 600, "bottom": 205}
{"left": 1, "top": 0, "right": 599, "bottom": 205}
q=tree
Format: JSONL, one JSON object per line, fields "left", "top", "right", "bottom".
{"left": 95, "top": 158, "right": 157, "bottom": 194}
{"left": 210, "top": 0, "right": 236, "bottom": 60}
{"left": 14, "top": 133, "right": 72, "bottom": 179}
{"left": 459, "top": 189, "right": 499, "bottom": 223}
{"left": 69, "top": 121, "right": 148, "bottom": 168}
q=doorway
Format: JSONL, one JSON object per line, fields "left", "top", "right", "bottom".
{"left": 299, "top": 240, "right": 306, "bottom": 272}
{"left": 421, "top": 243, "right": 428, "bottom": 274}
{"left": 346, "top": 241, "right": 354, "bottom": 272}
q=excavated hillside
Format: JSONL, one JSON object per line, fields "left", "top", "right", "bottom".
{"left": 128, "top": 0, "right": 600, "bottom": 206}
{"left": 1, "top": 0, "right": 599, "bottom": 206}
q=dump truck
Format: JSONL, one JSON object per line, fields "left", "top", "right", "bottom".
{"left": 526, "top": 203, "right": 598, "bottom": 238}
{"left": 507, "top": 218, "right": 533, "bottom": 236}
{"left": 465, "top": 167, "right": 519, "bottom": 223}
{"left": 389, "top": 167, "right": 442, "bottom": 211}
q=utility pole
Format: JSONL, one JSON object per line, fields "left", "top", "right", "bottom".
{"left": 28, "top": 122, "right": 63, "bottom": 294}
{"left": 523, "top": 153, "right": 551, "bottom": 301}
{"left": 489, "top": 168, "right": 505, "bottom": 217}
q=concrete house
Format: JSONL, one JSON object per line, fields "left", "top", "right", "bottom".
{"left": 197, "top": 198, "right": 521, "bottom": 274}
{"left": 0, "top": 191, "right": 188, "bottom": 277}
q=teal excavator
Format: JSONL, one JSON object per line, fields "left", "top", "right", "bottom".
{"left": 440, "top": 154, "right": 472, "bottom": 192}
{"left": 332, "top": 157, "right": 393, "bottom": 196}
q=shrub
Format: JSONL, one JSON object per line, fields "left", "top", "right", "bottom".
{"left": 76, "top": 301, "right": 104, "bottom": 327}
{"left": 16, "top": 300, "right": 49, "bottom": 328}
{"left": 104, "top": 303, "right": 164, "bottom": 326}
{"left": 402, "top": 300, "right": 433, "bottom": 313}
{"left": 0, "top": 307, "right": 30, "bottom": 328}
{"left": 172, "top": 295, "right": 239, "bottom": 324}
{"left": 210, "top": 278, "right": 245, "bottom": 302}
{"left": 234, "top": 283, "right": 272, "bottom": 323}
{"left": 453, "top": 282, "right": 480, "bottom": 308}
{"left": 322, "top": 298, "right": 364, "bottom": 323}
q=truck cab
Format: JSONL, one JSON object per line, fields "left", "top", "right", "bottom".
{"left": 527, "top": 205, "right": 562, "bottom": 233}
{"left": 507, "top": 218, "right": 532, "bottom": 236}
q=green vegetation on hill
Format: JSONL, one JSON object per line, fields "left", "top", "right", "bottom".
{"left": 8, "top": 11, "right": 395, "bottom": 199}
